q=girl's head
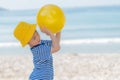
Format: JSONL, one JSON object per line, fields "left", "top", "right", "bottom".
{"left": 14, "top": 21, "right": 37, "bottom": 47}
{"left": 28, "top": 31, "right": 41, "bottom": 48}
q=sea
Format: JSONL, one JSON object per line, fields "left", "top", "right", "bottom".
{"left": 0, "top": 6, "right": 120, "bottom": 55}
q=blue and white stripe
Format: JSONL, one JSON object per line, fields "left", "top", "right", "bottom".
{"left": 29, "top": 40, "right": 53, "bottom": 80}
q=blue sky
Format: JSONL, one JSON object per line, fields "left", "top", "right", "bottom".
{"left": 0, "top": 0, "right": 120, "bottom": 10}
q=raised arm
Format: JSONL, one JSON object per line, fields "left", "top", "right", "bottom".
{"left": 49, "top": 32, "right": 61, "bottom": 53}
{"left": 41, "top": 27, "right": 61, "bottom": 53}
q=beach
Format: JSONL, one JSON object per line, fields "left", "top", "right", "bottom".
{"left": 0, "top": 53, "right": 120, "bottom": 80}
{"left": 0, "top": 4, "right": 120, "bottom": 80}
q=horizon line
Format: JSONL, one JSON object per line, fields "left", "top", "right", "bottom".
{"left": 1, "top": 5, "right": 120, "bottom": 11}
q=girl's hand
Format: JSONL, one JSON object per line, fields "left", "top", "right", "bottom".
{"left": 41, "top": 26, "right": 52, "bottom": 35}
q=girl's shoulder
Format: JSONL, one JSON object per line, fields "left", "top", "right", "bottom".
{"left": 41, "top": 40, "right": 52, "bottom": 46}
{"left": 41, "top": 40, "right": 52, "bottom": 43}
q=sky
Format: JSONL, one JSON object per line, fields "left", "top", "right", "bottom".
{"left": 0, "top": 0, "right": 120, "bottom": 10}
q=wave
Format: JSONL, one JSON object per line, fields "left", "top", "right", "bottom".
{"left": 0, "top": 38, "right": 120, "bottom": 48}
{"left": 61, "top": 38, "right": 120, "bottom": 44}
{"left": 0, "top": 42, "right": 20, "bottom": 48}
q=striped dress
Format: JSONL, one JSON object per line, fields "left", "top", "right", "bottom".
{"left": 29, "top": 40, "right": 53, "bottom": 80}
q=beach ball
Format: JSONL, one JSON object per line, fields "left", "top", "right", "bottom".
{"left": 37, "top": 4, "right": 66, "bottom": 33}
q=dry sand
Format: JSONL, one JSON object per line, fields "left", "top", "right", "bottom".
{"left": 0, "top": 53, "right": 120, "bottom": 80}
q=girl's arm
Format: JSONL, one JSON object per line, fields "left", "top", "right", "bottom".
{"left": 41, "top": 27, "right": 61, "bottom": 53}
{"left": 49, "top": 32, "right": 61, "bottom": 53}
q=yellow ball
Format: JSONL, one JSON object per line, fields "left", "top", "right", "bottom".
{"left": 37, "top": 4, "right": 66, "bottom": 33}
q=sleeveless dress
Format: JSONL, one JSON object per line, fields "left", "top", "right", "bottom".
{"left": 29, "top": 40, "right": 53, "bottom": 80}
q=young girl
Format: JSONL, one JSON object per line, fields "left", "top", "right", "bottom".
{"left": 14, "top": 21, "right": 61, "bottom": 80}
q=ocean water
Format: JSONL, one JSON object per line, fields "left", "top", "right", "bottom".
{"left": 0, "top": 6, "right": 120, "bottom": 55}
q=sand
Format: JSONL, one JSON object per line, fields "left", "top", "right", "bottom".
{"left": 0, "top": 53, "right": 120, "bottom": 80}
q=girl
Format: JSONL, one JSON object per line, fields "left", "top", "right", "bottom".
{"left": 14, "top": 21, "right": 61, "bottom": 80}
